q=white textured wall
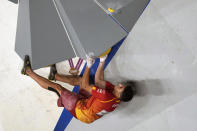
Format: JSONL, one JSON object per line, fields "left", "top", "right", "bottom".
{"left": 106, "top": 0, "right": 197, "bottom": 130}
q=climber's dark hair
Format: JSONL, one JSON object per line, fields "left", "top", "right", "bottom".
{"left": 120, "top": 81, "right": 136, "bottom": 102}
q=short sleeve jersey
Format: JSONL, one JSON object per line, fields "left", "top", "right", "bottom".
{"left": 75, "top": 81, "right": 120, "bottom": 124}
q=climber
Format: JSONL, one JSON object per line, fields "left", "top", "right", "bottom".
{"left": 21, "top": 55, "right": 136, "bottom": 124}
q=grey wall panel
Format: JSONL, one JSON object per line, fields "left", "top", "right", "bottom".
{"left": 16, "top": 0, "right": 147, "bottom": 69}
{"left": 56, "top": 0, "right": 127, "bottom": 58}
{"left": 19, "top": 0, "right": 76, "bottom": 69}
{"left": 112, "top": 0, "right": 150, "bottom": 32}
{"left": 15, "top": 0, "right": 76, "bottom": 70}
{"left": 54, "top": 0, "right": 86, "bottom": 58}
{"left": 15, "top": 0, "right": 32, "bottom": 61}
{"left": 96, "top": 0, "right": 150, "bottom": 32}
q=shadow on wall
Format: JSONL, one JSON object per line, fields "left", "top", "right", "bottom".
{"left": 116, "top": 79, "right": 165, "bottom": 116}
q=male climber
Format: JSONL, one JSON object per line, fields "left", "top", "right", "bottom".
{"left": 21, "top": 55, "right": 136, "bottom": 124}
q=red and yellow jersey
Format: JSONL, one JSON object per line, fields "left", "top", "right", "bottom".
{"left": 75, "top": 82, "right": 120, "bottom": 124}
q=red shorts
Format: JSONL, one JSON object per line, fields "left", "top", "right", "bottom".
{"left": 57, "top": 88, "right": 90, "bottom": 118}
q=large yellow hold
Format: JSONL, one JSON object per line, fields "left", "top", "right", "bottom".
{"left": 108, "top": 8, "right": 115, "bottom": 13}
{"left": 99, "top": 48, "right": 111, "bottom": 57}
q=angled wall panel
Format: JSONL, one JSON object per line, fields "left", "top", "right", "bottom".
{"left": 15, "top": 0, "right": 76, "bottom": 70}
{"left": 95, "top": 0, "right": 150, "bottom": 32}
{"left": 15, "top": 0, "right": 32, "bottom": 62}
{"left": 29, "top": 0, "right": 76, "bottom": 69}
{"left": 15, "top": 0, "right": 148, "bottom": 70}
{"left": 55, "top": 0, "right": 128, "bottom": 58}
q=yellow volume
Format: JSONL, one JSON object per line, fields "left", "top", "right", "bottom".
{"left": 108, "top": 8, "right": 115, "bottom": 13}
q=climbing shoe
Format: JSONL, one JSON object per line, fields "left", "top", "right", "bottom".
{"left": 21, "top": 55, "right": 32, "bottom": 75}
{"left": 48, "top": 64, "right": 57, "bottom": 81}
